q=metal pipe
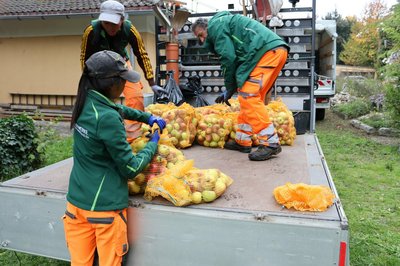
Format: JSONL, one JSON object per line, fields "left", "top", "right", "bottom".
{"left": 309, "top": 0, "right": 316, "bottom": 133}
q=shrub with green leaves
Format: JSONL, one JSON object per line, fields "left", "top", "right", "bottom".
{"left": 385, "top": 84, "right": 400, "bottom": 129}
{"left": 332, "top": 98, "right": 371, "bottom": 119}
{"left": 0, "top": 114, "right": 44, "bottom": 181}
{"left": 382, "top": 62, "right": 400, "bottom": 129}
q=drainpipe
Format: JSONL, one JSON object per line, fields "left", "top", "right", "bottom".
{"left": 165, "top": 42, "right": 180, "bottom": 83}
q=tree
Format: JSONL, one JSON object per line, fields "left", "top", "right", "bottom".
{"left": 339, "top": 0, "right": 388, "bottom": 67}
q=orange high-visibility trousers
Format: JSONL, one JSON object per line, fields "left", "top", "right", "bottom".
{"left": 236, "top": 48, "right": 288, "bottom": 147}
{"left": 63, "top": 202, "right": 129, "bottom": 266}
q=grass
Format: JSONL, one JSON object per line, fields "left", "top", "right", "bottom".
{"left": 2, "top": 111, "right": 400, "bottom": 265}
{"left": 316, "top": 110, "right": 400, "bottom": 266}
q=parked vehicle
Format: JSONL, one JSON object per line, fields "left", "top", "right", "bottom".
{"left": 0, "top": 2, "right": 348, "bottom": 266}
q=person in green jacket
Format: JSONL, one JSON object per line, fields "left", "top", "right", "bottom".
{"left": 192, "top": 12, "right": 289, "bottom": 161}
{"left": 63, "top": 50, "right": 166, "bottom": 265}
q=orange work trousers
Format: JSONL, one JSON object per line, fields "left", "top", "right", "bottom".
{"left": 63, "top": 202, "right": 129, "bottom": 266}
{"left": 124, "top": 61, "right": 145, "bottom": 143}
{"left": 236, "top": 47, "right": 288, "bottom": 147}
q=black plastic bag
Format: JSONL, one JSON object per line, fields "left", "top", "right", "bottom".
{"left": 180, "top": 75, "right": 209, "bottom": 107}
{"left": 155, "top": 71, "right": 184, "bottom": 106}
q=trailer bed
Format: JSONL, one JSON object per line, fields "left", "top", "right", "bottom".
{"left": 0, "top": 133, "right": 349, "bottom": 265}
{"left": 3, "top": 134, "right": 339, "bottom": 219}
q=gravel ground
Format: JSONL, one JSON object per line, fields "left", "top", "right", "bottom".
{"left": 34, "top": 120, "right": 72, "bottom": 137}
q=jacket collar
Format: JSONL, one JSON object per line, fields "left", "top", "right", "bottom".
{"left": 88, "top": 89, "right": 118, "bottom": 109}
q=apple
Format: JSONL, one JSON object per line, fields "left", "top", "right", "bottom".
{"left": 202, "top": 190, "right": 217, "bottom": 202}
{"left": 214, "top": 179, "right": 227, "bottom": 196}
{"left": 191, "top": 191, "right": 202, "bottom": 204}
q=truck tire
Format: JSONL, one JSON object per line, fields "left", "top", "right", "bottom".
{"left": 316, "top": 109, "right": 325, "bottom": 121}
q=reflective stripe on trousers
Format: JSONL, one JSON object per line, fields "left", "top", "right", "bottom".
{"left": 236, "top": 48, "right": 288, "bottom": 147}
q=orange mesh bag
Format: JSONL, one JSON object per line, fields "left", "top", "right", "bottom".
{"left": 196, "top": 113, "right": 234, "bottom": 148}
{"left": 273, "top": 182, "right": 335, "bottom": 211}
{"left": 144, "top": 160, "right": 194, "bottom": 206}
{"left": 183, "top": 168, "right": 233, "bottom": 204}
{"left": 162, "top": 103, "right": 198, "bottom": 149}
{"left": 266, "top": 98, "right": 296, "bottom": 145}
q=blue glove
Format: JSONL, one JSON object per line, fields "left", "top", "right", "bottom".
{"left": 149, "top": 129, "right": 160, "bottom": 143}
{"left": 151, "top": 85, "right": 167, "bottom": 96}
{"left": 148, "top": 115, "right": 166, "bottom": 133}
{"left": 215, "top": 90, "right": 234, "bottom": 106}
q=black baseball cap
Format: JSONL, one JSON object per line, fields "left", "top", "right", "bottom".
{"left": 85, "top": 50, "right": 140, "bottom": 82}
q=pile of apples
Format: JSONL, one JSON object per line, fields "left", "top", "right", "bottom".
{"left": 196, "top": 114, "right": 233, "bottom": 148}
{"left": 183, "top": 168, "right": 233, "bottom": 204}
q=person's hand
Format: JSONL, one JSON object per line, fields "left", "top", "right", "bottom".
{"left": 148, "top": 115, "right": 166, "bottom": 133}
{"left": 149, "top": 129, "right": 160, "bottom": 143}
{"left": 151, "top": 85, "right": 167, "bottom": 96}
{"left": 215, "top": 90, "right": 234, "bottom": 106}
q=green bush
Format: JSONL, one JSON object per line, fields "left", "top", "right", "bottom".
{"left": 385, "top": 84, "right": 400, "bottom": 129}
{"left": 333, "top": 98, "right": 371, "bottom": 119}
{"left": 0, "top": 114, "right": 44, "bottom": 181}
{"left": 382, "top": 61, "right": 400, "bottom": 129}
{"left": 340, "top": 78, "right": 384, "bottom": 98}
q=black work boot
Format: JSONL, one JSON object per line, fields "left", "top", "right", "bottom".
{"left": 224, "top": 140, "right": 252, "bottom": 153}
{"left": 248, "top": 145, "right": 282, "bottom": 161}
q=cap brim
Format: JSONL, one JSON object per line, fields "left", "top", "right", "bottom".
{"left": 120, "top": 69, "right": 141, "bottom": 83}
{"left": 99, "top": 12, "right": 122, "bottom": 24}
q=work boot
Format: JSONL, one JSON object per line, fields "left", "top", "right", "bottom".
{"left": 248, "top": 145, "right": 282, "bottom": 161}
{"left": 224, "top": 140, "right": 252, "bottom": 153}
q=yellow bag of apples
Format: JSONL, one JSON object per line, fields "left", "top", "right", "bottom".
{"left": 227, "top": 98, "right": 240, "bottom": 112}
{"left": 145, "top": 102, "right": 176, "bottom": 117}
{"left": 144, "top": 160, "right": 194, "bottom": 206}
{"left": 196, "top": 113, "right": 234, "bottom": 148}
{"left": 162, "top": 103, "right": 198, "bottom": 149}
{"left": 195, "top": 104, "right": 230, "bottom": 116}
{"left": 183, "top": 168, "right": 233, "bottom": 204}
{"left": 266, "top": 98, "right": 296, "bottom": 145}
{"left": 128, "top": 138, "right": 186, "bottom": 195}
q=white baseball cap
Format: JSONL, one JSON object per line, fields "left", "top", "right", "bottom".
{"left": 98, "top": 0, "right": 125, "bottom": 24}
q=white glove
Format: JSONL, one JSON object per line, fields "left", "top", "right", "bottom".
{"left": 151, "top": 85, "right": 167, "bottom": 95}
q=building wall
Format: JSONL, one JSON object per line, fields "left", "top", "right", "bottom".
{"left": 0, "top": 14, "right": 156, "bottom": 106}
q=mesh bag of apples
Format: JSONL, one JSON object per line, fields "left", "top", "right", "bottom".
{"left": 266, "top": 98, "right": 296, "bottom": 145}
{"left": 144, "top": 160, "right": 234, "bottom": 206}
{"left": 160, "top": 103, "right": 198, "bottom": 149}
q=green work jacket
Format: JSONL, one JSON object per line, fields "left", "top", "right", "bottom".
{"left": 205, "top": 11, "right": 289, "bottom": 94}
{"left": 67, "top": 90, "right": 157, "bottom": 211}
